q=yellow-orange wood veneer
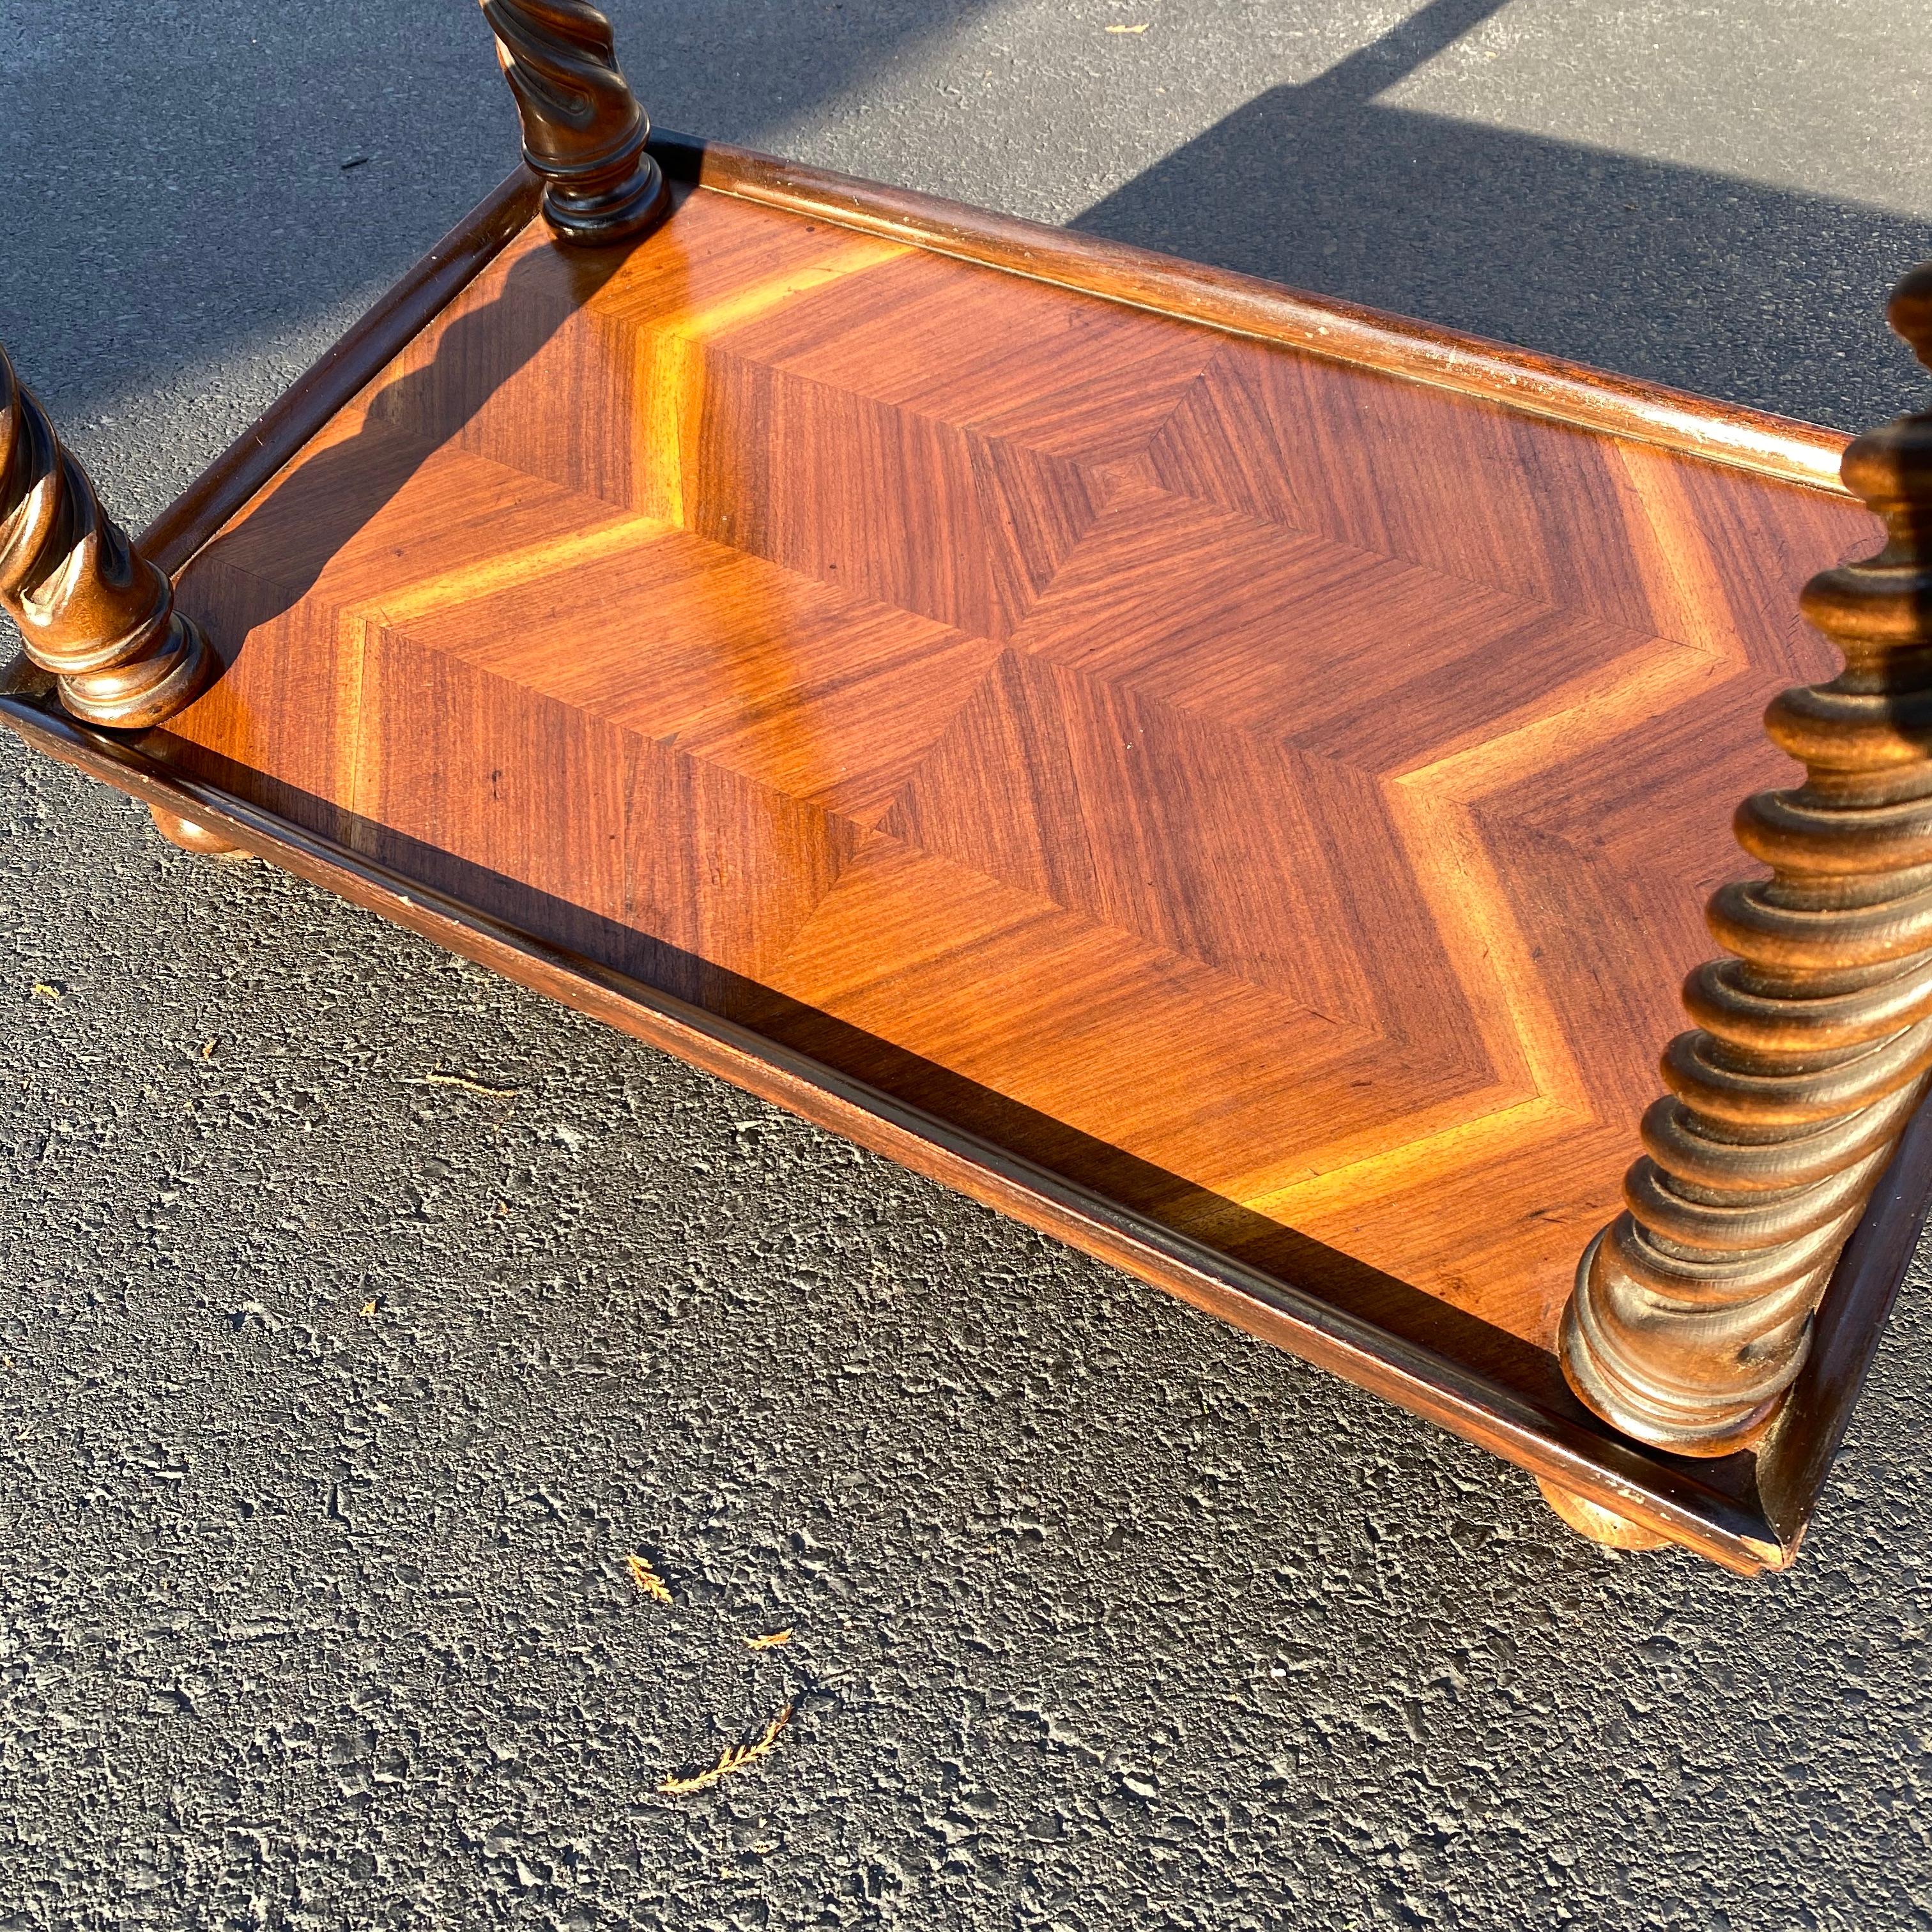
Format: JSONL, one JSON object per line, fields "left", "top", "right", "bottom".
{"left": 156, "top": 185, "right": 1876, "bottom": 1368}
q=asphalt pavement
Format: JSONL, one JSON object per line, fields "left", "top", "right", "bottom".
{"left": 3, "top": 3, "right": 1932, "bottom": 1927}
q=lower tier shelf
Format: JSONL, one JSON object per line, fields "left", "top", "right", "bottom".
{"left": 8, "top": 693, "right": 1926, "bottom": 1573}
{"left": 10, "top": 150, "right": 1917, "bottom": 1570}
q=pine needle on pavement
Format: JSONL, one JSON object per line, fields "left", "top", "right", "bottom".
{"left": 626, "top": 1553, "right": 673, "bottom": 1604}
{"left": 660, "top": 1705, "right": 794, "bottom": 1795}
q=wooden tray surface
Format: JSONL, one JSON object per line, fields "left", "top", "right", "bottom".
{"left": 14, "top": 149, "right": 1902, "bottom": 1568}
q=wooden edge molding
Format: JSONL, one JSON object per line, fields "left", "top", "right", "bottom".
{"left": 10, "top": 684, "right": 1896, "bottom": 1577}
{"left": 63, "top": 125, "right": 1905, "bottom": 1566}
{"left": 645, "top": 130, "right": 1853, "bottom": 498}
{"left": 1560, "top": 267, "right": 1932, "bottom": 1462}
{"left": 131, "top": 130, "right": 1850, "bottom": 586}
{"left": 139, "top": 167, "right": 542, "bottom": 578}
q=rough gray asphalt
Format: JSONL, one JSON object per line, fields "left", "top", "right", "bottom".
{"left": 4, "top": 3, "right": 1932, "bottom": 1927}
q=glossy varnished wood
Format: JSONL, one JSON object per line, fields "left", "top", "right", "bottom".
{"left": 1564, "top": 276, "right": 1932, "bottom": 1458}
{"left": 140, "top": 169, "right": 542, "bottom": 577}
{"left": 480, "top": 0, "right": 668, "bottom": 247}
{"left": 0, "top": 344, "right": 212, "bottom": 726}
{"left": 650, "top": 132, "right": 1853, "bottom": 494}
{"left": 6, "top": 155, "right": 1907, "bottom": 1567}
{"left": 6, "top": 693, "right": 1924, "bottom": 1574}
{"left": 155, "top": 183, "right": 1878, "bottom": 1338}
{"left": 135, "top": 137, "right": 1859, "bottom": 583}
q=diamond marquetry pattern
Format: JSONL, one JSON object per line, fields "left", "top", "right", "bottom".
{"left": 165, "top": 188, "right": 1871, "bottom": 1351}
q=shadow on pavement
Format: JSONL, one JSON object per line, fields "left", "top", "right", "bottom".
{"left": 0, "top": 0, "right": 1005, "bottom": 425}
{"left": 1075, "top": 0, "right": 1932, "bottom": 429}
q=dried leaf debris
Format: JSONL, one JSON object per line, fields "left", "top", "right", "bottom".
{"left": 660, "top": 1705, "right": 794, "bottom": 1796}
{"left": 617, "top": 1544, "right": 804, "bottom": 1793}
{"left": 626, "top": 1553, "right": 674, "bottom": 1605}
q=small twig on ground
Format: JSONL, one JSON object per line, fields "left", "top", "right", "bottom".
{"left": 405, "top": 1071, "right": 523, "bottom": 1098}
{"left": 660, "top": 1705, "right": 794, "bottom": 1796}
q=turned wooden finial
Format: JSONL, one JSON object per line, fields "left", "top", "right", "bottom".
{"left": 1559, "top": 265, "right": 1932, "bottom": 1455}
{"left": 479, "top": 0, "right": 670, "bottom": 246}
{"left": 0, "top": 344, "right": 212, "bottom": 730}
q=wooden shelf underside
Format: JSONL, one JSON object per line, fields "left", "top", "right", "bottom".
{"left": 12, "top": 143, "right": 1918, "bottom": 1570}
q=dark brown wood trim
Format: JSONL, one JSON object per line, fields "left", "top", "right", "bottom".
{"left": 134, "top": 135, "right": 1850, "bottom": 596}
{"left": 1756, "top": 1099, "right": 1932, "bottom": 1554}
{"left": 647, "top": 130, "right": 1851, "bottom": 497}
{"left": 0, "top": 346, "right": 213, "bottom": 728}
{"left": 479, "top": 0, "right": 668, "bottom": 247}
{"left": 1558, "top": 275, "right": 1932, "bottom": 1462}
{"left": 139, "top": 167, "right": 543, "bottom": 577}
{"left": 10, "top": 687, "right": 1883, "bottom": 1575}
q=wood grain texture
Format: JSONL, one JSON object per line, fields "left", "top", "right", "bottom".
{"left": 15, "top": 167, "right": 1906, "bottom": 1566}
{"left": 1563, "top": 266, "right": 1932, "bottom": 1456}
{"left": 0, "top": 691, "right": 1862, "bottom": 1572}
{"left": 135, "top": 134, "right": 1856, "bottom": 574}
{"left": 649, "top": 130, "right": 1854, "bottom": 494}
{"left": 480, "top": 0, "right": 668, "bottom": 247}
{"left": 0, "top": 344, "right": 211, "bottom": 727}
{"left": 141, "top": 169, "right": 542, "bottom": 578}
{"left": 151, "top": 185, "right": 1877, "bottom": 1365}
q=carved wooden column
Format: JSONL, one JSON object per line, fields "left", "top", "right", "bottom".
{"left": 1556, "top": 263, "right": 1932, "bottom": 1480}
{"left": 0, "top": 344, "right": 213, "bottom": 731}
{"left": 479, "top": 0, "right": 670, "bottom": 246}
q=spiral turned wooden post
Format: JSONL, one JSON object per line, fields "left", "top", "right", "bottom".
{"left": 479, "top": 0, "right": 670, "bottom": 246}
{"left": 1560, "top": 263, "right": 1932, "bottom": 1459}
{"left": 0, "top": 344, "right": 212, "bottom": 730}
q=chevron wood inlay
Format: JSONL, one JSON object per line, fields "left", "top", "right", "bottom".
{"left": 157, "top": 182, "right": 1876, "bottom": 1367}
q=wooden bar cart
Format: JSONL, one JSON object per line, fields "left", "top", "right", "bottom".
{"left": 6, "top": 1, "right": 1931, "bottom": 1573}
